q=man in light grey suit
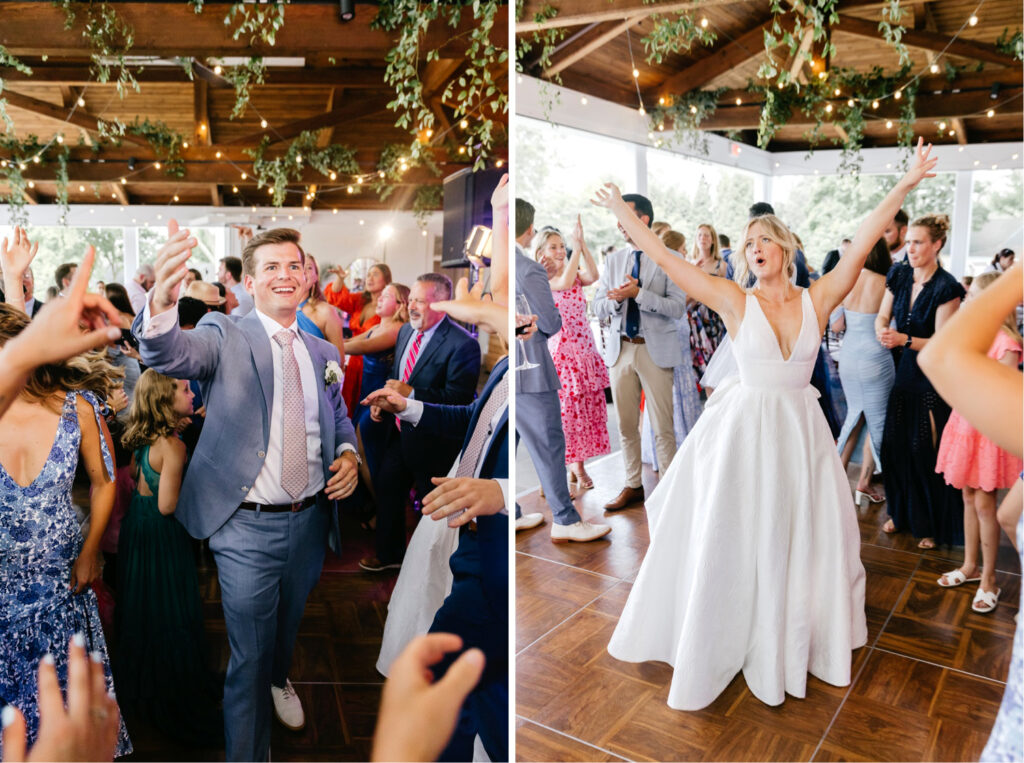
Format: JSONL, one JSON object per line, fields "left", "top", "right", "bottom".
{"left": 134, "top": 223, "right": 359, "bottom": 761}
{"left": 593, "top": 193, "right": 686, "bottom": 510}
{"left": 515, "top": 199, "right": 609, "bottom": 543}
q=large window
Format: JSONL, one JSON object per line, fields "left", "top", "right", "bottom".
{"left": 517, "top": 117, "right": 636, "bottom": 255}
{"left": 645, "top": 149, "right": 757, "bottom": 256}
{"left": 969, "top": 168, "right": 1023, "bottom": 273}
{"left": 773, "top": 172, "right": 957, "bottom": 269}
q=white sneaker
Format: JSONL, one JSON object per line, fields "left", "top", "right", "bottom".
{"left": 551, "top": 520, "right": 611, "bottom": 544}
{"left": 271, "top": 679, "right": 305, "bottom": 731}
{"left": 516, "top": 513, "right": 544, "bottom": 531}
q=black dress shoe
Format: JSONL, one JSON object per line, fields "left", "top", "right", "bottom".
{"left": 603, "top": 486, "right": 644, "bottom": 511}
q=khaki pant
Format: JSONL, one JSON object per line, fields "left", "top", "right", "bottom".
{"left": 610, "top": 340, "right": 676, "bottom": 488}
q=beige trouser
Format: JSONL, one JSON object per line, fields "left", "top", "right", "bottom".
{"left": 610, "top": 340, "right": 676, "bottom": 488}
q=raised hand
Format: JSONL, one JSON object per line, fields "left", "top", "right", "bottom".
{"left": 0, "top": 226, "right": 39, "bottom": 280}
{"left": 590, "top": 182, "right": 624, "bottom": 209}
{"left": 151, "top": 219, "right": 196, "bottom": 315}
{"left": 490, "top": 172, "right": 509, "bottom": 211}
{"left": 433, "top": 276, "right": 508, "bottom": 342}
{"left": 899, "top": 137, "right": 938, "bottom": 192}
{"left": 572, "top": 214, "right": 585, "bottom": 249}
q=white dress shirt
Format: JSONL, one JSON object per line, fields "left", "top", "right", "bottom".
{"left": 231, "top": 282, "right": 255, "bottom": 316}
{"left": 141, "top": 300, "right": 355, "bottom": 504}
{"left": 396, "top": 319, "right": 443, "bottom": 399}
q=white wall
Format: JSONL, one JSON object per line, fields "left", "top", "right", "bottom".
{"left": 11, "top": 204, "right": 442, "bottom": 290}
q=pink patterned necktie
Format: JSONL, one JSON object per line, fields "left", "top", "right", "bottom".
{"left": 396, "top": 331, "right": 424, "bottom": 431}
{"left": 455, "top": 375, "right": 508, "bottom": 478}
{"left": 273, "top": 330, "right": 308, "bottom": 500}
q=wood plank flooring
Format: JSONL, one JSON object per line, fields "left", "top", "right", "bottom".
{"left": 515, "top": 455, "right": 1021, "bottom": 762}
{"left": 119, "top": 509, "right": 400, "bottom": 761}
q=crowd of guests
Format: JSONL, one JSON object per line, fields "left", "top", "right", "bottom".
{"left": 0, "top": 173, "right": 512, "bottom": 762}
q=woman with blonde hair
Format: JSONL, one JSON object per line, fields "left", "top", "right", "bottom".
{"left": 592, "top": 139, "right": 938, "bottom": 711}
{"left": 297, "top": 252, "right": 346, "bottom": 363}
{"left": 877, "top": 213, "right": 965, "bottom": 549}
{"left": 686, "top": 222, "right": 727, "bottom": 381}
{"left": 0, "top": 303, "right": 131, "bottom": 756}
{"left": 533, "top": 219, "right": 609, "bottom": 490}
{"left": 115, "top": 369, "right": 222, "bottom": 743}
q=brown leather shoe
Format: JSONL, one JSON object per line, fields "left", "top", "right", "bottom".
{"left": 603, "top": 486, "right": 644, "bottom": 511}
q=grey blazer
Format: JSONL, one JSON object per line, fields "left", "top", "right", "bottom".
{"left": 592, "top": 245, "right": 687, "bottom": 369}
{"left": 132, "top": 309, "right": 357, "bottom": 540}
{"left": 515, "top": 247, "right": 562, "bottom": 394}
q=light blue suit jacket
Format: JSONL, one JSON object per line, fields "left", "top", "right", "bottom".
{"left": 132, "top": 309, "right": 357, "bottom": 540}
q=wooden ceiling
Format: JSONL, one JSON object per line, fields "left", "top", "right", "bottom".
{"left": 0, "top": 1, "right": 508, "bottom": 210}
{"left": 517, "top": 0, "right": 1023, "bottom": 151}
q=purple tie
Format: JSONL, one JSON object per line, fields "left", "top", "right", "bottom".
{"left": 273, "top": 330, "right": 308, "bottom": 500}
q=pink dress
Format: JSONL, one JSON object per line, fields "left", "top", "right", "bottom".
{"left": 935, "top": 331, "right": 1024, "bottom": 491}
{"left": 549, "top": 277, "right": 611, "bottom": 464}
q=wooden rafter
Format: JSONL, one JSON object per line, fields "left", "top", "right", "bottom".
{"left": 3, "top": 89, "right": 149, "bottom": 146}
{"left": 316, "top": 88, "right": 340, "bottom": 149}
{"left": 110, "top": 181, "right": 129, "bottom": 206}
{"left": 921, "top": 3, "right": 968, "bottom": 145}
{"left": 653, "top": 19, "right": 774, "bottom": 99}
{"left": 0, "top": 65, "right": 389, "bottom": 87}
{"left": 835, "top": 14, "right": 1019, "bottom": 67}
{"left": 518, "top": 0, "right": 740, "bottom": 33}
{"left": 222, "top": 94, "right": 393, "bottom": 147}
{"left": 544, "top": 17, "right": 645, "bottom": 78}
{"left": 194, "top": 79, "right": 212, "bottom": 146}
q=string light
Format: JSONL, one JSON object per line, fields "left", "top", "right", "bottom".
{"left": 32, "top": 155, "right": 40, "bottom": 163}
{"left": 496, "top": 159, "right": 504, "bottom": 167}
{"left": 885, "top": 119, "right": 893, "bottom": 128}
{"left": 689, "top": 105, "right": 697, "bottom": 114}
{"left": 968, "top": 14, "right": 978, "bottom": 26}
{"left": 28, "top": 181, "right": 35, "bottom": 189}
{"left": 296, "top": 154, "right": 302, "bottom": 163}
{"left": 735, "top": 97, "right": 742, "bottom": 105}
{"left": 260, "top": 119, "right": 268, "bottom": 129}
{"left": 632, "top": 68, "right": 639, "bottom": 78}
{"left": 638, "top": 106, "right": 645, "bottom": 115}
{"left": 154, "top": 162, "right": 161, "bottom": 169}
{"left": 357, "top": 176, "right": 363, "bottom": 183}
{"left": 121, "top": 177, "right": 127, "bottom": 184}
{"left": 77, "top": 97, "right": 85, "bottom": 107}
{"left": 871, "top": 100, "right": 879, "bottom": 109}
{"left": 268, "top": 187, "right": 274, "bottom": 194}
{"left": 459, "top": 119, "right": 468, "bottom": 129}
{"left": 458, "top": 146, "right": 467, "bottom": 154}
{"left": 894, "top": 90, "right": 902, "bottom": 100}
{"left": 700, "top": 17, "right": 708, "bottom": 28}
{"left": 232, "top": 186, "right": 238, "bottom": 193}
{"left": 833, "top": 88, "right": 840, "bottom": 96}
{"left": 182, "top": 141, "right": 189, "bottom": 149}
{"left": 948, "top": 129, "right": 955, "bottom": 136}
{"left": 199, "top": 123, "right": 206, "bottom": 133}
{"left": 241, "top": 172, "right": 247, "bottom": 179}
{"left": 56, "top": 135, "right": 64, "bottom": 144}
{"left": 930, "top": 63, "right": 940, "bottom": 74}
{"left": 78, "top": 184, "right": 85, "bottom": 191}
{"left": 173, "top": 194, "right": 179, "bottom": 202}
{"left": 847, "top": 99, "right": 855, "bottom": 107}
{"left": 347, "top": 185, "right": 354, "bottom": 193}
{"left": 215, "top": 151, "right": 222, "bottom": 158}
{"left": 329, "top": 171, "right": 337, "bottom": 180}
{"left": 332, "top": 208, "right": 338, "bottom": 215}
{"left": 987, "top": 109, "right": 995, "bottom": 117}
{"left": 213, "top": 65, "right": 222, "bottom": 75}
{"left": 939, "top": 121, "right": 947, "bottom": 130}
{"left": 825, "top": 104, "right": 833, "bottom": 113}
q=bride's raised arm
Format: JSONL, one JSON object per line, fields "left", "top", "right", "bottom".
{"left": 813, "top": 137, "right": 938, "bottom": 314}
{"left": 590, "top": 183, "right": 744, "bottom": 322}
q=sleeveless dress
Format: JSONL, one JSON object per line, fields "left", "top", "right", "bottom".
{"left": 296, "top": 299, "right": 326, "bottom": 339}
{"left": 548, "top": 278, "right": 610, "bottom": 464}
{"left": 355, "top": 326, "right": 397, "bottom": 476}
{"left": 835, "top": 310, "right": 895, "bottom": 466}
{"left": 115, "top": 444, "right": 222, "bottom": 745}
{"left": 935, "top": 332, "right": 1024, "bottom": 492}
{"left": 880, "top": 264, "right": 966, "bottom": 545}
{"left": 0, "top": 391, "right": 132, "bottom": 756}
{"left": 323, "top": 283, "right": 381, "bottom": 418}
{"left": 609, "top": 290, "right": 867, "bottom": 710}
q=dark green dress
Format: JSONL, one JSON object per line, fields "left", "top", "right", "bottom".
{"left": 114, "top": 444, "right": 222, "bottom": 745}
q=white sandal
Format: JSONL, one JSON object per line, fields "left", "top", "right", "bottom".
{"left": 937, "top": 569, "right": 982, "bottom": 588}
{"left": 971, "top": 587, "right": 1001, "bottom": 614}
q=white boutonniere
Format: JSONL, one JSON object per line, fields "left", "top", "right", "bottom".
{"left": 324, "top": 360, "right": 343, "bottom": 387}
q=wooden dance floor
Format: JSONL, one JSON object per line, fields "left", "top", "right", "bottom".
{"left": 515, "top": 455, "right": 1021, "bottom": 762}
{"left": 119, "top": 509, "right": 398, "bottom": 761}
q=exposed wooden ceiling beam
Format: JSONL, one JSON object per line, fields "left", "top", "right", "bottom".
{"left": 0, "top": 64, "right": 390, "bottom": 87}
{"left": 653, "top": 19, "right": 774, "bottom": 98}
{"left": 921, "top": 3, "right": 968, "bottom": 145}
{"left": 835, "top": 14, "right": 1020, "bottom": 67}
{"left": 209, "top": 184, "right": 222, "bottom": 207}
{"left": 788, "top": 27, "right": 816, "bottom": 83}
{"left": 3, "top": 89, "right": 150, "bottom": 146}
{"left": 544, "top": 17, "right": 645, "bottom": 78}
{"left": 21, "top": 187, "right": 38, "bottom": 205}
{"left": 316, "top": 88, "right": 340, "bottom": 149}
{"left": 222, "top": 94, "right": 393, "bottom": 147}
{"left": 517, "top": 0, "right": 744, "bottom": 33}
{"left": 194, "top": 79, "right": 212, "bottom": 146}
{"left": 0, "top": 3, "right": 505, "bottom": 59}
{"left": 692, "top": 85, "right": 1023, "bottom": 129}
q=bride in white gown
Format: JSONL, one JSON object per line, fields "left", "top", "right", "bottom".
{"left": 592, "top": 139, "right": 939, "bottom": 710}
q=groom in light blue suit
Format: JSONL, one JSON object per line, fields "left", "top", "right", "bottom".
{"left": 133, "top": 223, "right": 359, "bottom": 761}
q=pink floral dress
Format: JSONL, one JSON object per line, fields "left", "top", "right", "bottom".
{"left": 549, "top": 277, "right": 611, "bottom": 464}
{"left": 935, "top": 330, "right": 1024, "bottom": 491}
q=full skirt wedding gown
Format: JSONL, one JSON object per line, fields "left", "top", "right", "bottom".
{"left": 608, "top": 289, "right": 867, "bottom": 710}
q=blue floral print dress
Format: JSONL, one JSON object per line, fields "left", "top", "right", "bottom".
{"left": 0, "top": 391, "right": 131, "bottom": 757}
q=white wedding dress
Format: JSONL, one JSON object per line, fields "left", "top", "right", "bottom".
{"left": 608, "top": 289, "right": 867, "bottom": 710}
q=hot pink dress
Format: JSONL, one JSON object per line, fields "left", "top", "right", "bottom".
{"left": 549, "top": 277, "right": 611, "bottom": 464}
{"left": 935, "top": 330, "right": 1024, "bottom": 491}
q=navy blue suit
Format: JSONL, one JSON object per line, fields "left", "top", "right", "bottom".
{"left": 414, "top": 357, "right": 508, "bottom": 762}
{"left": 372, "top": 316, "right": 481, "bottom": 565}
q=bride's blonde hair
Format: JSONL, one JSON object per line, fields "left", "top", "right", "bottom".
{"left": 733, "top": 214, "right": 798, "bottom": 290}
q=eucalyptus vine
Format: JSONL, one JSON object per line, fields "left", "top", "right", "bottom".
{"left": 641, "top": 9, "right": 717, "bottom": 64}
{"left": 53, "top": 0, "right": 139, "bottom": 97}
{"left": 246, "top": 131, "right": 360, "bottom": 207}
